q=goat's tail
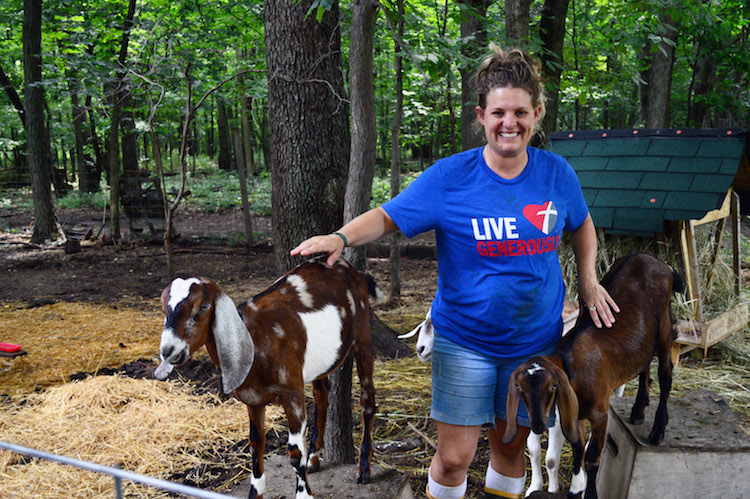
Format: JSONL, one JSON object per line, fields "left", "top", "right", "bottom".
{"left": 364, "top": 274, "right": 386, "bottom": 305}
{"left": 672, "top": 268, "right": 686, "bottom": 295}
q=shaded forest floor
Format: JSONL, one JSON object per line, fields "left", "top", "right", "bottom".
{"left": 1, "top": 206, "right": 749, "bottom": 498}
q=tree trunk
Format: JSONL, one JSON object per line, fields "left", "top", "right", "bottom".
{"left": 108, "top": 0, "right": 138, "bottom": 241}
{"left": 321, "top": 0, "right": 379, "bottom": 467}
{"left": 264, "top": 0, "right": 349, "bottom": 274}
{"left": 24, "top": 0, "right": 58, "bottom": 243}
{"left": 344, "top": 0, "right": 378, "bottom": 272}
{"left": 0, "top": 62, "right": 26, "bottom": 127}
{"left": 86, "top": 94, "right": 104, "bottom": 185}
{"left": 238, "top": 50, "right": 255, "bottom": 178}
{"left": 233, "top": 129, "right": 254, "bottom": 246}
{"left": 538, "top": 0, "right": 571, "bottom": 142}
{"left": 505, "top": 0, "right": 531, "bottom": 41}
{"left": 107, "top": 90, "right": 122, "bottom": 239}
{"left": 389, "top": 0, "right": 404, "bottom": 304}
{"left": 687, "top": 52, "right": 716, "bottom": 127}
{"left": 644, "top": 11, "right": 678, "bottom": 128}
{"left": 459, "top": 0, "right": 490, "bottom": 150}
{"left": 70, "top": 78, "right": 96, "bottom": 192}
{"left": 217, "top": 97, "right": 232, "bottom": 171}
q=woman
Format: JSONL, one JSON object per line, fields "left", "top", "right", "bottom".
{"left": 291, "top": 45, "right": 618, "bottom": 499}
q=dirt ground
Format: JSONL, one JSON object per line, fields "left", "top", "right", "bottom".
{"left": 0, "top": 207, "right": 436, "bottom": 311}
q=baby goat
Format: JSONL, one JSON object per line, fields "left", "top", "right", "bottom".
{"left": 400, "top": 306, "right": 603, "bottom": 496}
{"left": 503, "top": 253, "right": 684, "bottom": 499}
{"left": 154, "top": 256, "right": 384, "bottom": 499}
{"left": 397, "top": 308, "right": 434, "bottom": 362}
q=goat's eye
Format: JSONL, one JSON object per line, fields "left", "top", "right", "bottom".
{"left": 193, "top": 304, "right": 210, "bottom": 320}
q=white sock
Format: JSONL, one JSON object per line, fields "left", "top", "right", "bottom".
{"left": 484, "top": 463, "right": 526, "bottom": 497}
{"left": 426, "top": 466, "right": 467, "bottom": 499}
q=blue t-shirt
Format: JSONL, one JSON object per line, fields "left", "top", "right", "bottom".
{"left": 382, "top": 146, "right": 588, "bottom": 358}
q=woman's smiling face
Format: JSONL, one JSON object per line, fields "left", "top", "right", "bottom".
{"left": 476, "top": 86, "right": 542, "bottom": 167}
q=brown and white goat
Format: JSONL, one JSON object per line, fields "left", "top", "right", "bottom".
{"left": 154, "top": 256, "right": 384, "bottom": 499}
{"left": 503, "top": 253, "right": 684, "bottom": 499}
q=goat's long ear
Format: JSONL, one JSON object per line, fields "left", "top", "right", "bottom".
{"left": 549, "top": 363, "right": 580, "bottom": 445}
{"left": 502, "top": 369, "right": 521, "bottom": 444}
{"left": 397, "top": 321, "right": 421, "bottom": 339}
{"left": 213, "top": 293, "right": 255, "bottom": 394}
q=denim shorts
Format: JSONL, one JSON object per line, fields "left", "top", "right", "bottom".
{"left": 430, "top": 333, "right": 557, "bottom": 428}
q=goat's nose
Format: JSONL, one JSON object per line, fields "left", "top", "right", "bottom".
{"left": 417, "top": 346, "right": 425, "bottom": 355}
{"left": 162, "top": 345, "right": 174, "bottom": 360}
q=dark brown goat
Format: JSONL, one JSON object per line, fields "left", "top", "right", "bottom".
{"left": 154, "top": 256, "right": 384, "bottom": 499}
{"left": 503, "top": 253, "right": 684, "bottom": 499}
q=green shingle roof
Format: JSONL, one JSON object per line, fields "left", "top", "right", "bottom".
{"left": 549, "top": 128, "right": 748, "bottom": 236}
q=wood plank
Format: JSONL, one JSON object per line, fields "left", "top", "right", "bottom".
{"left": 679, "top": 220, "right": 704, "bottom": 321}
{"left": 704, "top": 304, "right": 749, "bottom": 347}
{"left": 673, "top": 319, "right": 703, "bottom": 346}
{"left": 694, "top": 187, "right": 732, "bottom": 226}
{"left": 731, "top": 190, "right": 742, "bottom": 296}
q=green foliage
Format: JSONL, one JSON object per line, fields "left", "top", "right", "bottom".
{"left": 370, "top": 172, "right": 419, "bottom": 208}
{"left": 56, "top": 190, "right": 108, "bottom": 210}
{"left": 0, "top": 187, "right": 33, "bottom": 212}
{"left": 163, "top": 170, "right": 272, "bottom": 215}
{"left": 1, "top": 0, "right": 749, "bottom": 228}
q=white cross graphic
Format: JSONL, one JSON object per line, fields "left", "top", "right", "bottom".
{"left": 536, "top": 202, "right": 558, "bottom": 234}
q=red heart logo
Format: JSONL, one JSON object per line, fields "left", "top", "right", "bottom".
{"left": 523, "top": 201, "right": 558, "bottom": 235}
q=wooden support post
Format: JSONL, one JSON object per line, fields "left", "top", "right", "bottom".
{"left": 731, "top": 190, "right": 741, "bottom": 296}
{"left": 704, "top": 217, "right": 726, "bottom": 295}
{"left": 679, "top": 220, "right": 704, "bottom": 322}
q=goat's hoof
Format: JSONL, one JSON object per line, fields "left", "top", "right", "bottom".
{"left": 356, "top": 469, "right": 370, "bottom": 484}
{"left": 356, "top": 459, "right": 370, "bottom": 484}
{"left": 307, "top": 456, "right": 320, "bottom": 473}
{"left": 567, "top": 492, "right": 583, "bottom": 499}
{"left": 648, "top": 429, "right": 665, "bottom": 445}
{"left": 628, "top": 414, "right": 645, "bottom": 425}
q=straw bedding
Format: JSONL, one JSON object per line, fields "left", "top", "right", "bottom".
{"left": 0, "top": 375, "right": 283, "bottom": 498}
{"left": 0, "top": 301, "right": 161, "bottom": 397}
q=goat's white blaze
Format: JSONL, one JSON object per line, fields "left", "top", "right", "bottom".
{"left": 299, "top": 304, "right": 343, "bottom": 383}
{"left": 168, "top": 277, "right": 201, "bottom": 310}
{"left": 250, "top": 473, "right": 266, "bottom": 495}
{"left": 527, "top": 362, "right": 545, "bottom": 376}
{"left": 287, "top": 274, "right": 314, "bottom": 309}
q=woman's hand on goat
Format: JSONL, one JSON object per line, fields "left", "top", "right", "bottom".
{"left": 290, "top": 207, "right": 400, "bottom": 268}
{"left": 290, "top": 233, "right": 346, "bottom": 267}
{"left": 579, "top": 278, "right": 620, "bottom": 328}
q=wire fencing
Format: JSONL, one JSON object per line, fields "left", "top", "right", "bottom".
{"left": 0, "top": 440, "right": 234, "bottom": 499}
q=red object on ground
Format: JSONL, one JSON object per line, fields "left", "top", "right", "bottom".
{"left": 0, "top": 342, "right": 22, "bottom": 353}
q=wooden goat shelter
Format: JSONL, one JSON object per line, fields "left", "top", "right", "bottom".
{"left": 549, "top": 128, "right": 750, "bottom": 363}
